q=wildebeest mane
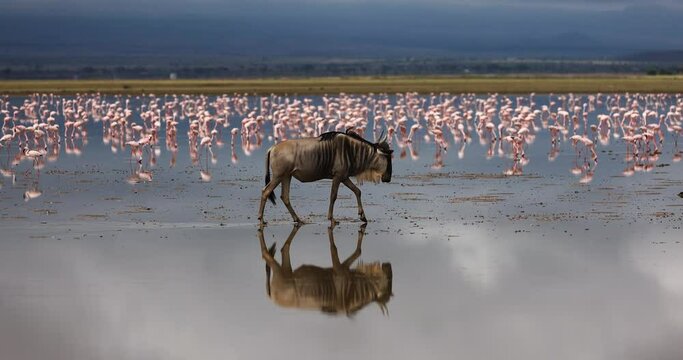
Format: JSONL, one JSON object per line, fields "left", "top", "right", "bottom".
{"left": 319, "top": 130, "right": 377, "bottom": 148}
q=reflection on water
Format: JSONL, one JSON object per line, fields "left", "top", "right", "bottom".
{"left": 2, "top": 93, "right": 683, "bottom": 200}
{"left": 1, "top": 93, "right": 683, "bottom": 360}
{"left": 259, "top": 224, "right": 393, "bottom": 316}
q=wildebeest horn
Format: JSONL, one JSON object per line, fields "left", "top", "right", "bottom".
{"left": 378, "top": 302, "right": 389, "bottom": 317}
{"left": 378, "top": 130, "right": 387, "bottom": 143}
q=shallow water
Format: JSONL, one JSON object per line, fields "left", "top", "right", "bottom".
{"left": 1, "top": 93, "right": 683, "bottom": 360}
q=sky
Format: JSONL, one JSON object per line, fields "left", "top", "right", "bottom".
{"left": 3, "top": 0, "right": 683, "bottom": 15}
{"left": 1, "top": 0, "right": 682, "bottom": 61}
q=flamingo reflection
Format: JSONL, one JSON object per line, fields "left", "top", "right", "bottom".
{"left": 2, "top": 92, "right": 683, "bottom": 190}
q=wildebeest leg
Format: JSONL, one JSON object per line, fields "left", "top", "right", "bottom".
{"left": 257, "top": 226, "right": 280, "bottom": 297}
{"left": 342, "top": 223, "right": 366, "bottom": 267}
{"left": 257, "top": 227, "right": 279, "bottom": 268}
{"left": 258, "top": 177, "right": 282, "bottom": 224}
{"left": 327, "top": 178, "right": 341, "bottom": 223}
{"left": 281, "top": 223, "right": 301, "bottom": 273}
{"left": 280, "top": 176, "right": 302, "bottom": 223}
{"left": 327, "top": 225, "right": 342, "bottom": 270}
{"left": 342, "top": 178, "right": 367, "bottom": 222}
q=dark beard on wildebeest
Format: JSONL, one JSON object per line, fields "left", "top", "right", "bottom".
{"left": 258, "top": 130, "right": 393, "bottom": 224}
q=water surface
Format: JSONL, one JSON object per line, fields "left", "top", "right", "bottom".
{"left": 1, "top": 93, "right": 682, "bottom": 360}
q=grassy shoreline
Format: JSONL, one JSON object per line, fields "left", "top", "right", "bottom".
{"left": 1, "top": 76, "right": 682, "bottom": 95}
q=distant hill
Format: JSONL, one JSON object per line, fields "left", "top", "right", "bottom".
{"left": 4, "top": 3, "right": 683, "bottom": 63}
{"left": 623, "top": 50, "right": 683, "bottom": 62}
{"left": 1, "top": 3, "right": 683, "bottom": 78}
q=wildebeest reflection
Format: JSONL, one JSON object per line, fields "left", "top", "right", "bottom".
{"left": 258, "top": 224, "right": 393, "bottom": 316}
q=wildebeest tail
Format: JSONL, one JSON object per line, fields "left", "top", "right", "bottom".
{"left": 265, "top": 242, "right": 276, "bottom": 297}
{"left": 265, "top": 148, "right": 276, "bottom": 205}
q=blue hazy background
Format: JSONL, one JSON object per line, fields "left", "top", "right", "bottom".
{"left": 2, "top": 0, "right": 682, "bottom": 77}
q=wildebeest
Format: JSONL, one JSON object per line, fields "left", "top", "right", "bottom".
{"left": 258, "top": 129, "right": 393, "bottom": 224}
{"left": 258, "top": 223, "right": 393, "bottom": 316}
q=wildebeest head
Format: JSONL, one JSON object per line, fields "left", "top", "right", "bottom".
{"left": 375, "top": 131, "right": 393, "bottom": 183}
{"left": 325, "top": 128, "right": 395, "bottom": 184}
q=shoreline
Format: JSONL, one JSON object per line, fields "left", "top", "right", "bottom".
{"left": 1, "top": 75, "right": 682, "bottom": 95}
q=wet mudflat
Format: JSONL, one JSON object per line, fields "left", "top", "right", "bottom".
{"left": 1, "top": 93, "right": 683, "bottom": 360}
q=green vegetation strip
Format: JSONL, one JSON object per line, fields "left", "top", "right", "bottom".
{"left": 1, "top": 76, "right": 682, "bottom": 95}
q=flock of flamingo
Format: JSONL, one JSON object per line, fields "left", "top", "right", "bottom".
{"left": 1, "top": 92, "right": 682, "bottom": 201}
